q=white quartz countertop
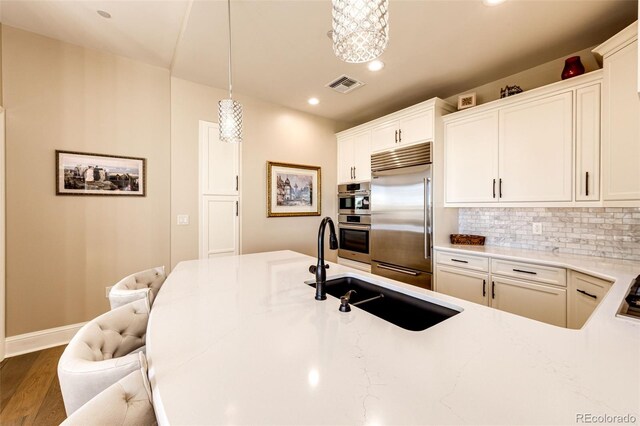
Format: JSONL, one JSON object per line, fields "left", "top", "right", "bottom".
{"left": 147, "top": 250, "right": 640, "bottom": 425}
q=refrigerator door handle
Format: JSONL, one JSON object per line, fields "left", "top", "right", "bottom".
{"left": 424, "top": 177, "right": 432, "bottom": 260}
{"left": 377, "top": 263, "right": 419, "bottom": 276}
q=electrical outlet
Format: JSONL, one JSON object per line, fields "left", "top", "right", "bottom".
{"left": 105, "top": 286, "right": 113, "bottom": 298}
{"left": 532, "top": 223, "right": 543, "bottom": 235}
{"left": 177, "top": 214, "right": 190, "bottom": 226}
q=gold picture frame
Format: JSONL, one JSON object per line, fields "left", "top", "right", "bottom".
{"left": 267, "top": 161, "right": 321, "bottom": 217}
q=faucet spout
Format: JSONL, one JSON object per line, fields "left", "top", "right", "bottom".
{"left": 311, "top": 216, "right": 338, "bottom": 301}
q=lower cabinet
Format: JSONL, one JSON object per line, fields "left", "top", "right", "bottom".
{"left": 567, "top": 271, "right": 612, "bottom": 329}
{"left": 491, "top": 276, "right": 566, "bottom": 327}
{"left": 435, "top": 265, "right": 489, "bottom": 305}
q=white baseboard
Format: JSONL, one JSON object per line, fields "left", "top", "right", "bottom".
{"left": 5, "top": 322, "right": 86, "bottom": 357}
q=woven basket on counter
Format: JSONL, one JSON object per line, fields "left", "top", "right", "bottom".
{"left": 450, "top": 234, "right": 485, "bottom": 245}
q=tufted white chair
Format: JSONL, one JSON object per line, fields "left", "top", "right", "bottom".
{"left": 58, "top": 297, "right": 150, "bottom": 416}
{"left": 109, "top": 266, "right": 166, "bottom": 310}
{"left": 61, "top": 352, "right": 157, "bottom": 426}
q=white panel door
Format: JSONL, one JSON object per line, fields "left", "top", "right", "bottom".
{"left": 337, "top": 135, "right": 355, "bottom": 184}
{"left": 398, "top": 109, "right": 434, "bottom": 146}
{"left": 371, "top": 120, "right": 399, "bottom": 153}
{"left": 575, "top": 84, "right": 601, "bottom": 201}
{"left": 201, "top": 196, "right": 239, "bottom": 258}
{"left": 602, "top": 40, "right": 640, "bottom": 200}
{"left": 498, "top": 92, "right": 573, "bottom": 202}
{"left": 491, "top": 277, "right": 567, "bottom": 327}
{"left": 199, "top": 120, "right": 240, "bottom": 259}
{"left": 435, "top": 265, "right": 489, "bottom": 306}
{"left": 444, "top": 112, "right": 499, "bottom": 203}
{"left": 201, "top": 122, "right": 239, "bottom": 196}
{"left": 353, "top": 131, "right": 371, "bottom": 182}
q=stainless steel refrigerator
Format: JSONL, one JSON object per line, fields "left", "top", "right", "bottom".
{"left": 370, "top": 143, "right": 433, "bottom": 289}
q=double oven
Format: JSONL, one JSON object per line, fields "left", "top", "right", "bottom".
{"left": 337, "top": 183, "right": 370, "bottom": 264}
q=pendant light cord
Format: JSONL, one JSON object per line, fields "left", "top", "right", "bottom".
{"left": 227, "top": 0, "right": 233, "bottom": 99}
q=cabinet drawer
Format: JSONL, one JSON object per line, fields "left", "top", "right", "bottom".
{"left": 436, "top": 251, "right": 489, "bottom": 272}
{"left": 491, "top": 259, "right": 566, "bottom": 287}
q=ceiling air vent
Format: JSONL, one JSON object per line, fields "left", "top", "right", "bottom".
{"left": 326, "top": 75, "right": 365, "bottom": 94}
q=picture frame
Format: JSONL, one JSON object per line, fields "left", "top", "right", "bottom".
{"left": 267, "top": 161, "right": 321, "bottom": 217}
{"left": 457, "top": 92, "right": 477, "bottom": 110}
{"left": 56, "top": 150, "right": 146, "bottom": 196}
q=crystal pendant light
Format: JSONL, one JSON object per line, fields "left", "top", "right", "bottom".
{"left": 218, "top": 0, "right": 243, "bottom": 143}
{"left": 332, "top": 0, "right": 389, "bottom": 64}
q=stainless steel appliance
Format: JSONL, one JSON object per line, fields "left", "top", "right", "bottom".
{"left": 370, "top": 143, "right": 433, "bottom": 289}
{"left": 338, "top": 182, "right": 370, "bottom": 215}
{"left": 618, "top": 274, "right": 640, "bottom": 321}
{"left": 337, "top": 214, "right": 371, "bottom": 264}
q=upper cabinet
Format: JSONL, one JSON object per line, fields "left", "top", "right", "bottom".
{"left": 444, "top": 71, "right": 603, "bottom": 206}
{"left": 337, "top": 130, "right": 371, "bottom": 184}
{"left": 371, "top": 108, "right": 435, "bottom": 153}
{"left": 594, "top": 22, "right": 640, "bottom": 203}
{"left": 336, "top": 98, "right": 455, "bottom": 186}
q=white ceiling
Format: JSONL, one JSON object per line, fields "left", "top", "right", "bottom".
{"left": 1, "top": 0, "right": 637, "bottom": 124}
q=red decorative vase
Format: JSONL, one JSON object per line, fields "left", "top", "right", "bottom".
{"left": 561, "top": 56, "right": 585, "bottom": 80}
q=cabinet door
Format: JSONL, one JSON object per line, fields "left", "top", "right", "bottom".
{"left": 435, "top": 265, "right": 489, "bottom": 306}
{"left": 371, "top": 121, "right": 399, "bottom": 153}
{"left": 353, "top": 131, "right": 371, "bottom": 182}
{"left": 444, "top": 112, "right": 499, "bottom": 203}
{"left": 200, "top": 196, "right": 239, "bottom": 258}
{"left": 576, "top": 84, "right": 601, "bottom": 201}
{"left": 567, "top": 271, "right": 612, "bottom": 329}
{"left": 499, "top": 92, "right": 573, "bottom": 202}
{"left": 602, "top": 40, "right": 640, "bottom": 200}
{"left": 337, "top": 136, "right": 355, "bottom": 184}
{"left": 201, "top": 122, "right": 239, "bottom": 196}
{"left": 491, "top": 277, "right": 566, "bottom": 327}
{"left": 398, "top": 109, "right": 434, "bottom": 146}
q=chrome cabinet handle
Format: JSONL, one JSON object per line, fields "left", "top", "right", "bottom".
{"left": 577, "top": 289, "right": 597, "bottom": 299}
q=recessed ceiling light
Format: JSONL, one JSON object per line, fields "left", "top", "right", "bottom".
{"left": 483, "top": 0, "right": 506, "bottom": 5}
{"left": 97, "top": 10, "right": 112, "bottom": 19}
{"left": 367, "top": 60, "right": 385, "bottom": 72}
{"left": 308, "top": 98, "right": 320, "bottom": 106}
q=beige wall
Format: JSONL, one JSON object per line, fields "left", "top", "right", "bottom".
{"left": 2, "top": 26, "right": 171, "bottom": 336}
{"left": 444, "top": 46, "right": 600, "bottom": 106}
{"left": 170, "top": 77, "right": 341, "bottom": 268}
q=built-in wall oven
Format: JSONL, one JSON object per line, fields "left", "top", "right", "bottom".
{"left": 338, "top": 182, "right": 370, "bottom": 215}
{"left": 338, "top": 214, "right": 371, "bottom": 264}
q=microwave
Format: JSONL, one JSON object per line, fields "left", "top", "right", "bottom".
{"left": 338, "top": 182, "right": 370, "bottom": 215}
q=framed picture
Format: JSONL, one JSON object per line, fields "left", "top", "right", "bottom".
{"left": 457, "top": 92, "right": 477, "bottom": 110}
{"left": 267, "top": 161, "right": 321, "bottom": 217}
{"left": 56, "top": 150, "right": 146, "bottom": 196}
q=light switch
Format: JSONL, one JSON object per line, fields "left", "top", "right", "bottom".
{"left": 177, "top": 214, "right": 190, "bottom": 226}
{"left": 532, "top": 223, "right": 542, "bottom": 235}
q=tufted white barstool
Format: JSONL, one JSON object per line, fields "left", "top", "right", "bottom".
{"left": 109, "top": 266, "right": 166, "bottom": 310}
{"left": 61, "top": 352, "right": 157, "bottom": 426}
{"left": 58, "top": 296, "right": 150, "bottom": 416}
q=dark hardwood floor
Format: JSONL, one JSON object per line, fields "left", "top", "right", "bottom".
{"left": 0, "top": 346, "right": 67, "bottom": 426}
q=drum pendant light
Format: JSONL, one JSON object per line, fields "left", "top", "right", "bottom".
{"left": 332, "top": 0, "right": 389, "bottom": 63}
{"left": 218, "top": 0, "right": 243, "bottom": 143}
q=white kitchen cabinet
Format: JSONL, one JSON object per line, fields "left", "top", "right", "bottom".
{"left": 444, "top": 112, "right": 499, "bottom": 203}
{"left": 575, "top": 84, "right": 601, "bottom": 201}
{"left": 567, "top": 271, "right": 612, "bottom": 329}
{"left": 491, "top": 276, "right": 567, "bottom": 327}
{"left": 435, "top": 265, "right": 489, "bottom": 306}
{"left": 337, "top": 131, "right": 371, "bottom": 184}
{"left": 498, "top": 92, "right": 573, "bottom": 202}
{"left": 371, "top": 108, "right": 434, "bottom": 153}
{"left": 594, "top": 26, "right": 640, "bottom": 202}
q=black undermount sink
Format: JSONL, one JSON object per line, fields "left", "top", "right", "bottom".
{"left": 308, "top": 276, "right": 460, "bottom": 331}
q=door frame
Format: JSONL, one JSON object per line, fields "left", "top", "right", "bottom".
{"left": 198, "top": 120, "right": 241, "bottom": 259}
{"left": 1, "top": 107, "right": 6, "bottom": 361}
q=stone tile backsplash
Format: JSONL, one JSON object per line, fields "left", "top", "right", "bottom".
{"left": 458, "top": 208, "right": 640, "bottom": 261}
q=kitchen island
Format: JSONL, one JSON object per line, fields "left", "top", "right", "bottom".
{"left": 147, "top": 250, "right": 639, "bottom": 425}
